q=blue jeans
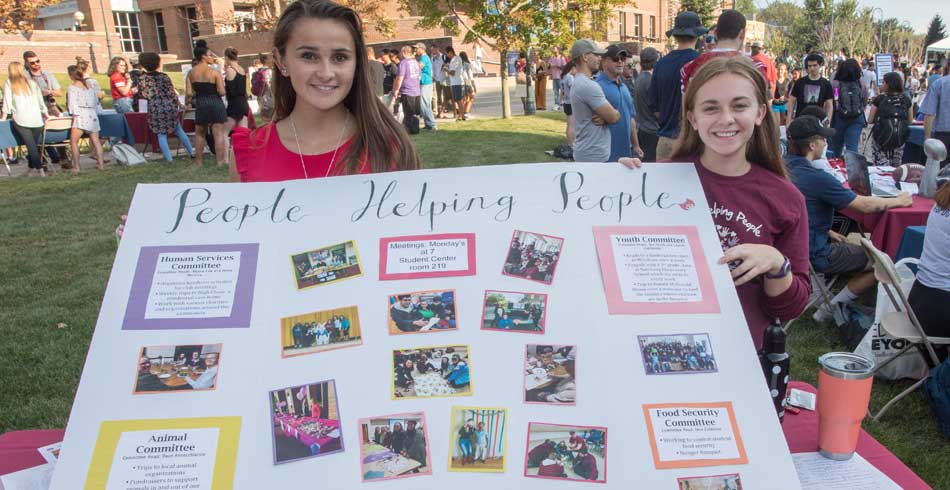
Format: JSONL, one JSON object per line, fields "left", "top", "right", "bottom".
{"left": 156, "top": 123, "right": 195, "bottom": 161}
{"left": 553, "top": 78, "right": 562, "bottom": 106}
{"left": 830, "top": 113, "right": 865, "bottom": 158}
{"left": 113, "top": 97, "right": 134, "bottom": 114}
{"left": 420, "top": 83, "right": 437, "bottom": 129}
{"left": 458, "top": 438, "right": 472, "bottom": 456}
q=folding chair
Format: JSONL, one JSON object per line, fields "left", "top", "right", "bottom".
{"left": 40, "top": 116, "right": 74, "bottom": 172}
{"left": 783, "top": 263, "right": 839, "bottom": 333}
{"left": 0, "top": 121, "right": 18, "bottom": 176}
{"left": 861, "top": 238, "right": 950, "bottom": 421}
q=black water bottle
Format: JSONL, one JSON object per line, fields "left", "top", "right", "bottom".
{"left": 759, "top": 319, "right": 791, "bottom": 422}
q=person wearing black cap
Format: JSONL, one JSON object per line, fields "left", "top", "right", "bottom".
{"left": 595, "top": 44, "right": 642, "bottom": 161}
{"left": 785, "top": 115, "right": 911, "bottom": 323}
{"left": 648, "top": 11, "right": 706, "bottom": 160}
{"left": 568, "top": 39, "right": 620, "bottom": 163}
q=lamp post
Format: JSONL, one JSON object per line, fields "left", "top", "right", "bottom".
{"left": 72, "top": 10, "right": 85, "bottom": 31}
{"left": 99, "top": 0, "right": 114, "bottom": 60}
{"left": 871, "top": 7, "right": 883, "bottom": 52}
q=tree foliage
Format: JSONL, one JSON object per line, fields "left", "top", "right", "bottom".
{"left": 679, "top": 0, "right": 718, "bottom": 27}
{"left": 195, "top": 0, "right": 394, "bottom": 37}
{"left": 733, "top": 0, "right": 757, "bottom": 18}
{"left": 1, "top": 0, "right": 59, "bottom": 34}
{"left": 924, "top": 15, "right": 946, "bottom": 50}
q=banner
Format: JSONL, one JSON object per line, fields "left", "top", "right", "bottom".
{"left": 50, "top": 163, "right": 801, "bottom": 489}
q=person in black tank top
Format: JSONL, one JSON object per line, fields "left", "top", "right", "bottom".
{"left": 186, "top": 41, "right": 229, "bottom": 166}
{"left": 223, "top": 47, "right": 250, "bottom": 129}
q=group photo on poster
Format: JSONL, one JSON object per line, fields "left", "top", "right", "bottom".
{"left": 677, "top": 473, "right": 743, "bottom": 490}
{"left": 481, "top": 290, "right": 548, "bottom": 333}
{"left": 638, "top": 333, "right": 718, "bottom": 375}
{"left": 393, "top": 346, "right": 472, "bottom": 398}
{"left": 280, "top": 306, "right": 362, "bottom": 357}
{"left": 502, "top": 230, "right": 564, "bottom": 285}
{"left": 449, "top": 407, "right": 507, "bottom": 472}
{"left": 387, "top": 290, "right": 458, "bottom": 334}
{"left": 291, "top": 241, "right": 363, "bottom": 289}
{"left": 524, "top": 344, "right": 576, "bottom": 404}
{"left": 268, "top": 380, "right": 343, "bottom": 464}
{"left": 358, "top": 412, "right": 431, "bottom": 482}
{"left": 525, "top": 423, "right": 607, "bottom": 483}
{"left": 133, "top": 344, "right": 222, "bottom": 394}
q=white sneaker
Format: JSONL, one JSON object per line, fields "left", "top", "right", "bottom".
{"left": 812, "top": 302, "right": 847, "bottom": 325}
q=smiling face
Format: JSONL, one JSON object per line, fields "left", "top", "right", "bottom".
{"left": 686, "top": 72, "right": 766, "bottom": 160}
{"left": 275, "top": 17, "right": 356, "bottom": 113}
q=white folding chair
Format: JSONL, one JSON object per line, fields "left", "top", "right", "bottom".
{"left": 783, "top": 263, "right": 839, "bottom": 333}
{"left": 40, "top": 116, "right": 74, "bottom": 172}
{"left": 861, "top": 238, "right": 950, "bottom": 421}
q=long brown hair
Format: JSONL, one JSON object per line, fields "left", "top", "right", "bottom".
{"left": 672, "top": 55, "right": 786, "bottom": 178}
{"left": 108, "top": 56, "right": 128, "bottom": 76}
{"left": 936, "top": 181, "right": 950, "bottom": 210}
{"left": 67, "top": 64, "right": 88, "bottom": 89}
{"left": 270, "top": 0, "right": 419, "bottom": 173}
{"left": 6, "top": 62, "right": 31, "bottom": 96}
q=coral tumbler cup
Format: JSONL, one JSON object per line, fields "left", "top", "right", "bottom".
{"left": 817, "top": 352, "right": 875, "bottom": 461}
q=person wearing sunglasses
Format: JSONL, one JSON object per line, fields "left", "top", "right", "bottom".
{"left": 594, "top": 44, "right": 642, "bottom": 161}
{"left": 22, "top": 51, "right": 65, "bottom": 165}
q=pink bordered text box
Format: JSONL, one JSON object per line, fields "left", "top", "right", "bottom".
{"left": 379, "top": 233, "right": 476, "bottom": 280}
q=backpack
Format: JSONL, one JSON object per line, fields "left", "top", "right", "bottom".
{"left": 251, "top": 70, "right": 266, "bottom": 97}
{"left": 111, "top": 142, "right": 147, "bottom": 165}
{"left": 837, "top": 80, "right": 864, "bottom": 120}
{"left": 405, "top": 114, "right": 420, "bottom": 134}
{"left": 871, "top": 94, "right": 910, "bottom": 151}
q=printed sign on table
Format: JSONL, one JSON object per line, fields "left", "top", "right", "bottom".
{"left": 379, "top": 233, "right": 476, "bottom": 280}
{"left": 593, "top": 226, "right": 719, "bottom": 315}
{"left": 122, "top": 244, "right": 258, "bottom": 330}
{"left": 642, "top": 402, "right": 747, "bottom": 469}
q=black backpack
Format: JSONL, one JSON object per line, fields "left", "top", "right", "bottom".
{"left": 837, "top": 80, "right": 864, "bottom": 120}
{"left": 871, "top": 94, "right": 910, "bottom": 151}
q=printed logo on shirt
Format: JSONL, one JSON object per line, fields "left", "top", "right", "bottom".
{"left": 804, "top": 84, "right": 820, "bottom": 104}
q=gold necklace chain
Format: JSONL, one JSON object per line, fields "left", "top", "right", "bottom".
{"left": 290, "top": 111, "right": 349, "bottom": 179}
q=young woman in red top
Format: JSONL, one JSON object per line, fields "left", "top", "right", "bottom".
{"left": 622, "top": 56, "right": 809, "bottom": 345}
{"left": 230, "top": 0, "right": 419, "bottom": 182}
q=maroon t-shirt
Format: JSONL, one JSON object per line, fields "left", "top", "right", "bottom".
{"left": 689, "top": 157, "right": 810, "bottom": 346}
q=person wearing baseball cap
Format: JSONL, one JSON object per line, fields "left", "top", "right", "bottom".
{"left": 595, "top": 44, "right": 642, "bottom": 161}
{"left": 648, "top": 12, "right": 706, "bottom": 160}
{"left": 414, "top": 42, "right": 438, "bottom": 130}
{"left": 568, "top": 39, "right": 620, "bottom": 163}
{"left": 749, "top": 39, "right": 776, "bottom": 95}
{"left": 785, "top": 114, "right": 911, "bottom": 323}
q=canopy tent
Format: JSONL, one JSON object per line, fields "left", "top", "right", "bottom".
{"left": 927, "top": 37, "right": 950, "bottom": 56}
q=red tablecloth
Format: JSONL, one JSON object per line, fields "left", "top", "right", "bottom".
{"left": 783, "top": 381, "right": 931, "bottom": 490}
{"left": 841, "top": 195, "right": 935, "bottom": 258}
{"left": 124, "top": 107, "right": 256, "bottom": 152}
{"left": 0, "top": 429, "right": 63, "bottom": 475}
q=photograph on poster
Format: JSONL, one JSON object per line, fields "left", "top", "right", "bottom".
{"left": 393, "top": 345, "right": 472, "bottom": 399}
{"left": 268, "top": 380, "right": 343, "bottom": 464}
{"left": 358, "top": 412, "right": 431, "bottom": 482}
{"left": 524, "top": 345, "right": 576, "bottom": 404}
{"left": 481, "top": 290, "right": 547, "bottom": 333}
{"left": 677, "top": 473, "right": 743, "bottom": 490}
{"left": 638, "top": 333, "right": 717, "bottom": 375}
{"left": 280, "top": 305, "right": 362, "bottom": 358}
{"left": 133, "top": 344, "right": 222, "bottom": 394}
{"left": 449, "top": 407, "right": 508, "bottom": 472}
{"left": 525, "top": 423, "right": 606, "bottom": 483}
{"left": 291, "top": 241, "right": 362, "bottom": 289}
{"left": 387, "top": 290, "right": 458, "bottom": 334}
{"left": 502, "top": 230, "right": 564, "bottom": 285}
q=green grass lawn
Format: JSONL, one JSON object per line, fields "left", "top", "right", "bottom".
{"left": 0, "top": 114, "right": 947, "bottom": 488}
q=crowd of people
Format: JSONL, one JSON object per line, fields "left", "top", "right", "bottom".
{"left": 388, "top": 292, "right": 457, "bottom": 333}
{"left": 526, "top": 430, "right": 603, "bottom": 481}
{"left": 503, "top": 233, "right": 562, "bottom": 284}
{"left": 393, "top": 347, "right": 470, "bottom": 395}
{"left": 370, "top": 420, "right": 428, "bottom": 471}
{"left": 289, "top": 314, "right": 354, "bottom": 349}
{"left": 640, "top": 337, "right": 716, "bottom": 374}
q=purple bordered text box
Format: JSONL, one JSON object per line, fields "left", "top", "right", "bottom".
{"left": 122, "top": 243, "right": 259, "bottom": 330}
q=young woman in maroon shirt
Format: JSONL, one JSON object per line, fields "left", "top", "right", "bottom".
{"left": 622, "top": 56, "right": 810, "bottom": 345}
{"left": 230, "top": 0, "right": 419, "bottom": 182}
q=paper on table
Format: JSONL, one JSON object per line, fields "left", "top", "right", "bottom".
{"left": 0, "top": 463, "right": 54, "bottom": 490}
{"left": 792, "top": 452, "right": 901, "bottom": 490}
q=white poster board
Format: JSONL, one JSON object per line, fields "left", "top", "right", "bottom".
{"left": 875, "top": 53, "right": 894, "bottom": 84}
{"left": 49, "top": 163, "right": 802, "bottom": 489}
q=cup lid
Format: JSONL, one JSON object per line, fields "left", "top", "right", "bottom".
{"left": 818, "top": 352, "right": 875, "bottom": 380}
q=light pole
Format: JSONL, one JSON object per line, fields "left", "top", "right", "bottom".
{"left": 871, "top": 7, "right": 883, "bottom": 53}
{"left": 99, "top": 0, "right": 114, "bottom": 60}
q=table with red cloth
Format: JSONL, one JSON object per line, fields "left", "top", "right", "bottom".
{"left": 272, "top": 413, "right": 341, "bottom": 455}
{"left": 0, "top": 429, "right": 63, "bottom": 476}
{"left": 782, "top": 381, "right": 931, "bottom": 490}
{"left": 826, "top": 158, "right": 935, "bottom": 258}
{"left": 123, "top": 107, "right": 257, "bottom": 153}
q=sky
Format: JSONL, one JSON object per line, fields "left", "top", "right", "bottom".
{"left": 756, "top": 0, "right": 947, "bottom": 35}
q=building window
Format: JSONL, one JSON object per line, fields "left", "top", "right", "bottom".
{"left": 234, "top": 6, "right": 256, "bottom": 32}
{"left": 649, "top": 15, "right": 656, "bottom": 39}
{"left": 112, "top": 12, "right": 142, "bottom": 53}
{"left": 634, "top": 14, "right": 642, "bottom": 38}
{"left": 618, "top": 11, "right": 627, "bottom": 40}
{"left": 154, "top": 12, "right": 168, "bottom": 53}
{"left": 186, "top": 7, "right": 199, "bottom": 46}
{"left": 569, "top": 19, "right": 577, "bottom": 35}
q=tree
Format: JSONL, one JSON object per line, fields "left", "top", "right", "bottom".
{"left": 1, "top": 0, "right": 59, "bottom": 33}
{"left": 679, "top": 0, "right": 718, "bottom": 27}
{"left": 196, "top": 0, "right": 395, "bottom": 37}
{"left": 408, "top": 0, "right": 625, "bottom": 119}
{"left": 924, "top": 15, "right": 946, "bottom": 50}
{"left": 734, "top": 0, "right": 757, "bottom": 18}
{"left": 758, "top": 0, "right": 802, "bottom": 28}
